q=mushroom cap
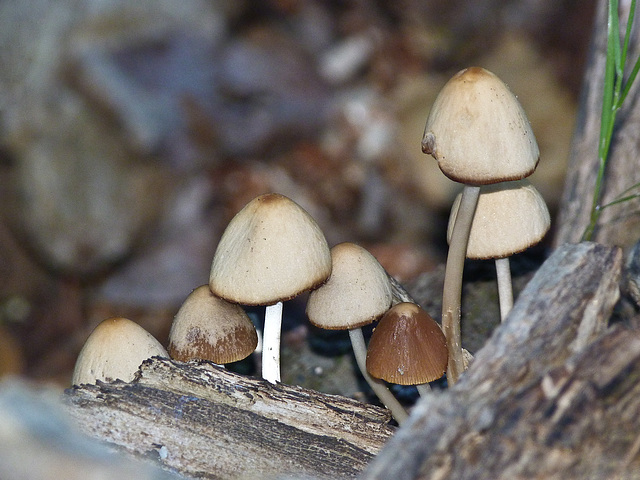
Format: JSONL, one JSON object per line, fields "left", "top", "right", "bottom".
{"left": 366, "top": 302, "right": 448, "bottom": 385}
{"left": 422, "top": 66, "right": 539, "bottom": 185}
{"left": 306, "top": 242, "right": 392, "bottom": 330}
{"left": 168, "top": 285, "right": 258, "bottom": 364}
{"left": 209, "top": 193, "right": 332, "bottom": 305}
{"left": 447, "top": 179, "right": 550, "bottom": 259}
{"left": 72, "top": 317, "right": 167, "bottom": 385}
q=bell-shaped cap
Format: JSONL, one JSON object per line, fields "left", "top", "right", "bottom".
{"left": 306, "top": 242, "right": 392, "bottom": 330}
{"left": 168, "top": 285, "right": 258, "bottom": 364}
{"left": 366, "top": 302, "right": 448, "bottom": 385}
{"left": 209, "top": 193, "right": 332, "bottom": 306}
{"left": 447, "top": 179, "right": 550, "bottom": 259}
{"left": 422, "top": 67, "right": 539, "bottom": 185}
{"left": 72, "top": 317, "right": 167, "bottom": 385}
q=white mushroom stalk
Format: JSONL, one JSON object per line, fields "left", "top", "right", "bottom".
{"left": 262, "top": 302, "right": 284, "bottom": 383}
{"left": 495, "top": 257, "right": 514, "bottom": 320}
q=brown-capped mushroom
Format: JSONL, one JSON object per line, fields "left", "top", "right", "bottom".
{"left": 168, "top": 285, "right": 258, "bottom": 364}
{"left": 209, "top": 193, "right": 331, "bottom": 383}
{"left": 366, "top": 302, "right": 448, "bottom": 397}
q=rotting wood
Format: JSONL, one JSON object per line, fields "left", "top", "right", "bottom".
{"left": 361, "top": 242, "right": 630, "bottom": 480}
{"left": 65, "top": 358, "right": 395, "bottom": 480}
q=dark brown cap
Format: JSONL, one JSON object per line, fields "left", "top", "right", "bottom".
{"left": 366, "top": 302, "right": 448, "bottom": 385}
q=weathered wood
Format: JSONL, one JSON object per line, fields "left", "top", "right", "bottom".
{"left": 65, "top": 358, "right": 395, "bottom": 479}
{"left": 554, "top": 0, "right": 640, "bottom": 248}
{"left": 361, "top": 242, "right": 629, "bottom": 480}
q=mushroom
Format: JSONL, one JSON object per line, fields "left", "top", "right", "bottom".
{"left": 447, "top": 179, "right": 550, "bottom": 321}
{"left": 366, "top": 302, "right": 448, "bottom": 397}
{"left": 209, "top": 193, "right": 331, "bottom": 383}
{"left": 421, "top": 67, "right": 539, "bottom": 384}
{"left": 306, "top": 242, "right": 408, "bottom": 424}
{"left": 168, "top": 285, "right": 258, "bottom": 364}
{"left": 72, "top": 317, "right": 168, "bottom": 385}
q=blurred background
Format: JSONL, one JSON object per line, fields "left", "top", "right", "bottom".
{"left": 0, "top": 0, "right": 594, "bottom": 393}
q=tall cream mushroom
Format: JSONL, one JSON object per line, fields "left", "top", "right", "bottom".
{"left": 306, "top": 242, "right": 408, "bottom": 424}
{"left": 209, "top": 193, "right": 331, "bottom": 384}
{"left": 366, "top": 302, "right": 448, "bottom": 397}
{"left": 422, "top": 67, "right": 539, "bottom": 384}
{"left": 447, "top": 179, "right": 550, "bottom": 321}
{"left": 72, "top": 317, "right": 167, "bottom": 385}
{"left": 168, "top": 285, "right": 258, "bottom": 364}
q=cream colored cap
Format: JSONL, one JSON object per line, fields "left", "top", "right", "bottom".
{"left": 168, "top": 285, "right": 257, "bottom": 364}
{"left": 422, "top": 67, "right": 539, "bottom": 184}
{"left": 210, "top": 193, "right": 331, "bottom": 305}
{"left": 306, "top": 242, "right": 392, "bottom": 330}
{"left": 72, "top": 317, "right": 167, "bottom": 385}
{"left": 447, "top": 179, "right": 550, "bottom": 259}
{"left": 366, "top": 302, "right": 448, "bottom": 385}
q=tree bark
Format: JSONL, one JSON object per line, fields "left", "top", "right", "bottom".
{"left": 554, "top": 0, "right": 640, "bottom": 249}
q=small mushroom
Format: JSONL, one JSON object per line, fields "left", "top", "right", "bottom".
{"left": 168, "top": 285, "right": 258, "bottom": 364}
{"left": 209, "top": 193, "right": 331, "bottom": 383}
{"left": 306, "top": 242, "right": 408, "bottom": 424}
{"left": 447, "top": 179, "right": 550, "bottom": 320}
{"left": 421, "top": 67, "right": 539, "bottom": 384}
{"left": 72, "top": 317, "right": 167, "bottom": 385}
{"left": 366, "top": 302, "right": 448, "bottom": 397}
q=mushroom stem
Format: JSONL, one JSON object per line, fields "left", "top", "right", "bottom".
{"left": 348, "top": 328, "right": 408, "bottom": 424}
{"left": 262, "top": 301, "right": 283, "bottom": 383}
{"left": 416, "top": 383, "right": 431, "bottom": 398}
{"left": 442, "top": 184, "right": 480, "bottom": 385}
{"left": 495, "top": 257, "right": 514, "bottom": 321}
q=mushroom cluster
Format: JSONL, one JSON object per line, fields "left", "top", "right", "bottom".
{"left": 70, "top": 189, "right": 458, "bottom": 429}
{"left": 72, "top": 66, "right": 547, "bottom": 423}
{"left": 422, "top": 67, "right": 549, "bottom": 384}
